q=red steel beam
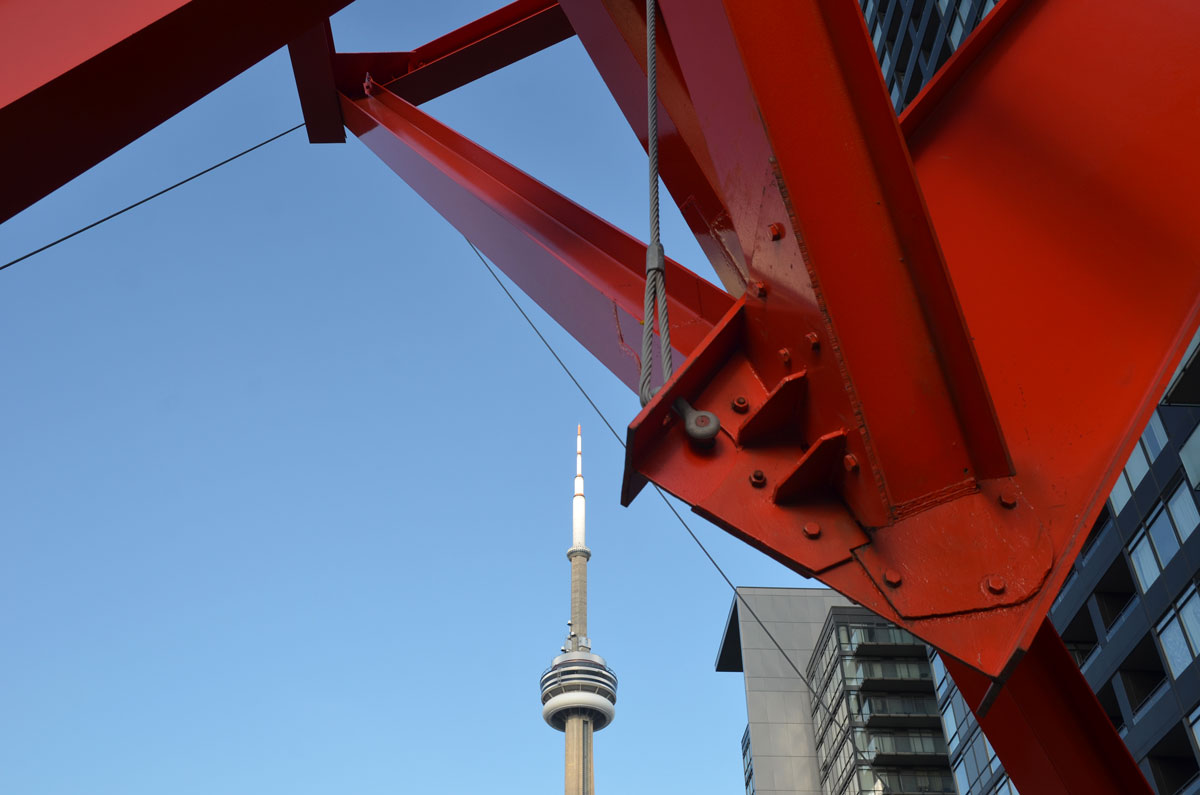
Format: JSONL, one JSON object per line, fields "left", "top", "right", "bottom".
{"left": 901, "top": 0, "right": 1200, "bottom": 665}
{"left": 289, "top": 20, "right": 344, "bottom": 144}
{"left": 328, "top": 0, "right": 574, "bottom": 111}
{"left": 340, "top": 81, "right": 732, "bottom": 392}
{"left": 605, "top": 0, "right": 1200, "bottom": 673}
{"left": 0, "top": 0, "right": 355, "bottom": 223}
{"left": 607, "top": 0, "right": 1039, "bottom": 677}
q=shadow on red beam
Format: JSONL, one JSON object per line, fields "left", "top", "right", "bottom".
{"left": 0, "top": 0, "right": 355, "bottom": 224}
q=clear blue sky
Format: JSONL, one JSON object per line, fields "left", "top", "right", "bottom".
{"left": 0, "top": 3, "right": 820, "bottom": 792}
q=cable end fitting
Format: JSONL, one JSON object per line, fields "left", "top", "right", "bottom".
{"left": 673, "top": 398, "right": 720, "bottom": 449}
{"left": 645, "top": 241, "right": 665, "bottom": 274}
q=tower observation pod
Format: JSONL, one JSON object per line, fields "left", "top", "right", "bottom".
{"left": 539, "top": 426, "right": 617, "bottom": 795}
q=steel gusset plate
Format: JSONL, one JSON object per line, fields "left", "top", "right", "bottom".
{"left": 606, "top": 0, "right": 1200, "bottom": 685}
{"left": 622, "top": 295, "right": 1052, "bottom": 679}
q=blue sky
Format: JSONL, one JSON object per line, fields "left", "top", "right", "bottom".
{"left": 0, "top": 3, "right": 820, "bottom": 792}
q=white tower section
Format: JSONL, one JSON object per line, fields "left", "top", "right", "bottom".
{"left": 540, "top": 426, "right": 617, "bottom": 795}
{"left": 572, "top": 428, "right": 586, "bottom": 549}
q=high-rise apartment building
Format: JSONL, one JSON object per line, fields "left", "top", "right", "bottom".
{"left": 717, "top": 588, "right": 955, "bottom": 795}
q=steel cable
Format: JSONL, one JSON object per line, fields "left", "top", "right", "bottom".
{"left": 639, "top": 0, "right": 673, "bottom": 406}
{"left": 1, "top": 123, "right": 306, "bottom": 273}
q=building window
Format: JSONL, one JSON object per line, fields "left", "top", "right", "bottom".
{"left": 991, "top": 774, "right": 1022, "bottom": 795}
{"left": 941, "top": 692, "right": 960, "bottom": 754}
{"left": 741, "top": 725, "right": 755, "bottom": 795}
{"left": 1169, "top": 479, "right": 1200, "bottom": 540}
{"left": 954, "top": 729, "right": 999, "bottom": 794}
{"left": 931, "top": 652, "right": 950, "bottom": 701}
{"left": 1148, "top": 507, "right": 1181, "bottom": 567}
{"left": 1130, "top": 501, "right": 1195, "bottom": 592}
{"left": 1112, "top": 475, "right": 1133, "bottom": 517}
{"left": 1158, "top": 586, "right": 1200, "bottom": 678}
{"left": 1131, "top": 531, "right": 1162, "bottom": 590}
{"left": 1182, "top": 423, "right": 1200, "bottom": 487}
{"left": 1144, "top": 412, "right": 1170, "bottom": 460}
{"left": 1112, "top": 411, "right": 1172, "bottom": 515}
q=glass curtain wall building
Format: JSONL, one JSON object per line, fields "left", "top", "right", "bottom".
{"left": 857, "top": 0, "right": 999, "bottom": 110}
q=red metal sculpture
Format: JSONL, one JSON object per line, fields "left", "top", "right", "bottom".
{"left": 4, "top": 0, "right": 1199, "bottom": 791}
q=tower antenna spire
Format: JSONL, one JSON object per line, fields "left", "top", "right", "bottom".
{"left": 540, "top": 426, "right": 617, "bottom": 795}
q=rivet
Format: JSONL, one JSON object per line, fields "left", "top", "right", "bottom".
{"left": 806, "top": 331, "right": 820, "bottom": 350}
{"left": 843, "top": 454, "right": 859, "bottom": 473}
{"left": 749, "top": 470, "right": 767, "bottom": 488}
{"left": 778, "top": 348, "right": 792, "bottom": 366}
{"left": 732, "top": 396, "right": 750, "bottom": 414}
{"left": 769, "top": 223, "right": 785, "bottom": 241}
{"left": 883, "top": 569, "right": 903, "bottom": 588}
{"left": 986, "top": 575, "right": 1007, "bottom": 595}
{"left": 999, "top": 487, "right": 1018, "bottom": 509}
{"left": 803, "top": 522, "right": 822, "bottom": 540}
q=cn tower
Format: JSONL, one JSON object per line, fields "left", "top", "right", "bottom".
{"left": 539, "top": 426, "right": 618, "bottom": 795}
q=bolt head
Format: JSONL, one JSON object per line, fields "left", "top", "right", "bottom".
{"left": 805, "top": 331, "right": 820, "bottom": 350}
{"left": 986, "top": 575, "right": 1007, "bottom": 595}
{"left": 883, "top": 568, "right": 903, "bottom": 588}
{"left": 778, "top": 347, "right": 791, "bottom": 365}
{"left": 802, "top": 522, "right": 821, "bottom": 540}
{"left": 695, "top": 414, "right": 711, "bottom": 427}
{"left": 749, "top": 281, "right": 768, "bottom": 299}
{"left": 769, "top": 223, "right": 785, "bottom": 241}
{"left": 999, "top": 487, "right": 1018, "bottom": 509}
{"left": 749, "top": 470, "right": 767, "bottom": 488}
{"left": 731, "top": 396, "right": 750, "bottom": 414}
{"left": 843, "top": 453, "right": 859, "bottom": 473}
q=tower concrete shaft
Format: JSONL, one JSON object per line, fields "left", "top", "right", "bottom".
{"left": 540, "top": 426, "right": 616, "bottom": 795}
{"left": 564, "top": 713, "right": 595, "bottom": 795}
{"left": 569, "top": 550, "right": 588, "bottom": 646}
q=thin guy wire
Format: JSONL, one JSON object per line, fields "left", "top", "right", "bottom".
{"left": 639, "top": 0, "right": 672, "bottom": 406}
{"left": 462, "top": 236, "right": 851, "bottom": 737}
{"left": 1, "top": 123, "right": 307, "bottom": 273}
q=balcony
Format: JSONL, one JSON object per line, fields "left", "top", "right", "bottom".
{"left": 856, "top": 697, "right": 942, "bottom": 729}
{"left": 851, "top": 662, "right": 934, "bottom": 693}
{"left": 846, "top": 625, "right": 927, "bottom": 658}
{"left": 857, "top": 731, "right": 948, "bottom": 768}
